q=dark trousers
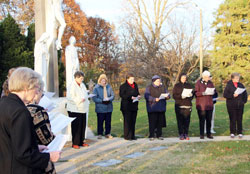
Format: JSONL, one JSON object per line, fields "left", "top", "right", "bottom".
{"left": 148, "top": 112, "right": 165, "bottom": 138}
{"left": 97, "top": 112, "right": 112, "bottom": 135}
{"left": 68, "top": 111, "right": 87, "bottom": 146}
{"left": 122, "top": 110, "right": 137, "bottom": 140}
{"left": 197, "top": 110, "right": 213, "bottom": 136}
{"left": 227, "top": 107, "right": 244, "bottom": 134}
{"left": 175, "top": 105, "right": 191, "bottom": 136}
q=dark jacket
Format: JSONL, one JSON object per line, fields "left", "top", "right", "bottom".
{"left": 92, "top": 84, "right": 114, "bottom": 113}
{"left": 223, "top": 80, "right": 248, "bottom": 109}
{"left": 0, "top": 93, "right": 50, "bottom": 174}
{"left": 173, "top": 82, "right": 193, "bottom": 107}
{"left": 119, "top": 81, "right": 140, "bottom": 111}
{"left": 195, "top": 79, "right": 215, "bottom": 111}
{"left": 144, "top": 84, "right": 169, "bottom": 113}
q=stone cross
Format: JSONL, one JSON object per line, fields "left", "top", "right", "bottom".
{"left": 35, "top": 0, "right": 59, "bottom": 96}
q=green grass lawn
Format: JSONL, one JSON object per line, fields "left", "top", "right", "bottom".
{"left": 88, "top": 100, "right": 250, "bottom": 138}
{"left": 79, "top": 141, "right": 250, "bottom": 174}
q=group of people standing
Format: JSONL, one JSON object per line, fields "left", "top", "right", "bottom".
{"left": 67, "top": 70, "right": 248, "bottom": 148}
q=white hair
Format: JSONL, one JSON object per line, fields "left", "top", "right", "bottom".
{"left": 202, "top": 70, "right": 211, "bottom": 77}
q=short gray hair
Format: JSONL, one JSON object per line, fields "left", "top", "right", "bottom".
{"left": 9, "top": 67, "right": 43, "bottom": 92}
{"left": 231, "top": 72, "right": 240, "bottom": 79}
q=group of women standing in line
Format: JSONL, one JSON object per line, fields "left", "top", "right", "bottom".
{"left": 66, "top": 70, "right": 248, "bottom": 149}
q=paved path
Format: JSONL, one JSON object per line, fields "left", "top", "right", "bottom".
{"left": 55, "top": 133, "right": 250, "bottom": 174}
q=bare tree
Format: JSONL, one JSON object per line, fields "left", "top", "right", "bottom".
{"left": 120, "top": 0, "right": 202, "bottom": 87}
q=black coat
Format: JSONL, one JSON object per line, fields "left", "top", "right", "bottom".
{"left": 0, "top": 93, "right": 50, "bottom": 174}
{"left": 173, "top": 82, "right": 193, "bottom": 107}
{"left": 223, "top": 80, "right": 248, "bottom": 109}
{"left": 119, "top": 81, "right": 140, "bottom": 111}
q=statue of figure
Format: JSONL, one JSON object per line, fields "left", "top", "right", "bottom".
{"left": 65, "top": 36, "right": 80, "bottom": 91}
{"left": 87, "top": 79, "right": 95, "bottom": 94}
{"left": 46, "top": 0, "right": 66, "bottom": 50}
{"left": 34, "top": 32, "right": 50, "bottom": 91}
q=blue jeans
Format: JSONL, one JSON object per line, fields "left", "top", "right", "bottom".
{"left": 97, "top": 112, "right": 112, "bottom": 135}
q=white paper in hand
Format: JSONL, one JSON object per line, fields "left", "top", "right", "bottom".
{"left": 132, "top": 97, "right": 139, "bottom": 103}
{"left": 88, "top": 94, "right": 96, "bottom": 98}
{"left": 159, "top": 93, "right": 169, "bottom": 100}
{"left": 234, "top": 88, "right": 245, "bottom": 95}
{"left": 204, "top": 88, "right": 215, "bottom": 95}
{"left": 181, "top": 88, "right": 193, "bottom": 98}
{"left": 43, "top": 134, "right": 69, "bottom": 152}
{"left": 38, "top": 95, "right": 56, "bottom": 112}
{"left": 50, "top": 114, "right": 75, "bottom": 134}
{"left": 103, "top": 98, "right": 109, "bottom": 101}
{"left": 44, "top": 92, "right": 55, "bottom": 98}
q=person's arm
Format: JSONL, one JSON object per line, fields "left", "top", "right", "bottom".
{"left": 11, "top": 108, "right": 50, "bottom": 169}
{"left": 119, "top": 84, "right": 132, "bottom": 100}
{"left": 69, "top": 84, "right": 83, "bottom": 104}
{"left": 172, "top": 85, "right": 181, "bottom": 100}
{"left": 92, "top": 87, "right": 102, "bottom": 103}
{"left": 108, "top": 86, "right": 115, "bottom": 101}
{"left": 241, "top": 84, "right": 248, "bottom": 103}
{"left": 195, "top": 81, "right": 203, "bottom": 97}
{"left": 223, "top": 84, "right": 234, "bottom": 99}
{"left": 144, "top": 86, "right": 156, "bottom": 102}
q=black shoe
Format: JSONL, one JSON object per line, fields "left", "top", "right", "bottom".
{"left": 131, "top": 137, "right": 137, "bottom": 140}
{"left": 200, "top": 135, "right": 204, "bottom": 139}
{"left": 207, "top": 135, "right": 214, "bottom": 139}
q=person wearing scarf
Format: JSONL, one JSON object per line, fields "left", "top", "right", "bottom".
{"left": 223, "top": 73, "right": 248, "bottom": 138}
{"left": 67, "top": 71, "right": 90, "bottom": 149}
{"left": 92, "top": 74, "right": 115, "bottom": 139}
{"left": 173, "top": 73, "right": 194, "bottom": 140}
{"left": 195, "top": 70, "right": 216, "bottom": 139}
{"left": 119, "top": 74, "right": 140, "bottom": 140}
{"left": 144, "top": 75, "right": 170, "bottom": 141}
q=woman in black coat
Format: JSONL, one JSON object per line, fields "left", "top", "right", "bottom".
{"left": 223, "top": 73, "right": 248, "bottom": 138}
{"left": 119, "top": 74, "right": 140, "bottom": 140}
{"left": 0, "top": 67, "right": 60, "bottom": 174}
{"left": 173, "top": 74, "right": 193, "bottom": 140}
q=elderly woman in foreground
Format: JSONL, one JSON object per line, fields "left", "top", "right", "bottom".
{"left": 223, "top": 73, "right": 248, "bottom": 138}
{"left": 0, "top": 67, "right": 60, "bottom": 174}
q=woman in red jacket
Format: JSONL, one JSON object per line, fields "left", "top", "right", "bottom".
{"left": 195, "top": 71, "right": 216, "bottom": 139}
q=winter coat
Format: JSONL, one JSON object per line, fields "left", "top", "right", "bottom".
{"left": 0, "top": 93, "right": 50, "bottom": 174}
{"left": 119, "top": 81, "right": 140, "bottom": 111}
{"left": 195, "top": 79, "right": 215, "bottom": 111}
{"left": 92, "top": 84, "right": 115, "bottom": 113}
{"left": 173, "top": 82, "right": 193, "bottom": 107}
{"left": 223, "top": 80, "right": 248, "bottom": 109}
{"left": 144, "top": 84, "right": 169, "bottom": 113}
{"left": 67, "top": 80, "right": 90, "bottom": 113}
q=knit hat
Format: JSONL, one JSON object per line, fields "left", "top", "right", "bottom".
{"left": 152, "top": 75, "right": 161, "bottom": 82}
{"left": 202, "top": 70, "right": 211, "bottom": 77}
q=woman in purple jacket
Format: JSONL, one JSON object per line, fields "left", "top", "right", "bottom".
{"left": 195, "top": 71, "right": 216, "bottom": 139}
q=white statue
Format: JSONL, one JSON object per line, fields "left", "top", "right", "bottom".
{"left": 46, "top": 0, "right": 66, "bottom": 50}
{"left": 34, "top": 32, "right": 50, "bottom": 91}
{"left": 65, "top": 36, "right": 80, "bottom": 91}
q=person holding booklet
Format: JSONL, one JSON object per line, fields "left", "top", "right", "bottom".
{"left": 173, "top": 73, "right": 193, "bottom": 140}
{"left": 0, "top": 67, "right": 60, "bottom": 174}
{"left": 195, "top": 70, "right": 216, "bottom": 139}
{"left": 67, "top": 71, "right": 90, "bottom": 149}
{"left": 144, "top": 75, "right": 170, "bottom": 141}
{"left": 223, "top": 73, "right": 248, "bottom": 138}
{"left": 119, "top": 74, "right": 140, "bottom": 140}
{"left": 27, "top": 80, "right": 57, "bottom": 174}
{"left": 92, "top": 74, "right": 115, "bottom": 139}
